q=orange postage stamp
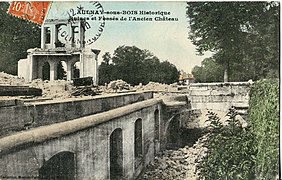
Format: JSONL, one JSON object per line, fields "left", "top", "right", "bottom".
{"left": 7, "top": 1, "right": 51, "bottom": 25}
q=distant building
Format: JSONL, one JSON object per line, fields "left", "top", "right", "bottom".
{"left": 179, "top": 70, "right": 194, "bottom": 85}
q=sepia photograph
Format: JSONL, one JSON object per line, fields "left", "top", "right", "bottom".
{"left": 0, "top": 1, "right": 280, "bottom": 179}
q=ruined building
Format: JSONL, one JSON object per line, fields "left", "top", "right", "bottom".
{"left": 18, "top": 19, "right": 100, "bottom": 85}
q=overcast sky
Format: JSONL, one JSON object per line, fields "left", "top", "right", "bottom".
{"left": 47, "top": 1, "right": 212, "bottom": 73}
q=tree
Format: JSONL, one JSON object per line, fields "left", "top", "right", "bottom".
{"left": 186, "top": 2, "right": 279, "bottom": 82}
{"left": 99, "top": 52, "right": 114, "bottom": 85}
{"left": 158, "top": 61, "right": 179, "bottom": 84}
{"left": 192, "top": 58, "right": 224, "bottom": 83}
{"left": 98, "top": 46, "right": 179, "bottom": 85}
{"left": 57, "top": 62, "right": 66, "bottom": 80}
{"left": 0, "top": 2, "right": 41, "bottom": 75}
{"left": 112, "top": 46, "right": 146, "bottom": 85}
{"left": 191, "top": 65, "right": 203, "bottom": 83}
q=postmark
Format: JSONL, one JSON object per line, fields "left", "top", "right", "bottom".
{"left": 7, "top": 1, "right": 51, "bottom": 25}
{"left": 50, "top": 1, "right": 106, "bottom": 46}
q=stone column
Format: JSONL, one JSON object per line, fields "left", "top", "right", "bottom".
{"left": 72, "top": 24, "right": 79, "bottom": 48}
{"left": 41, "top": 26, "right": 45, "bottom": 49}
{"left": 66, "top": 57, "right": 79, "bottom": 81}
{"left": 50, "top": 25, "right": 57, "bottom": 49}
{"left": 28, "top": 54, "right": 34, "bottom": 82}
{"left": 66, "top": 23, "right": 73, "bottom": 48}
{"left": 66, "top": 61, "right": 72, "bottom": 81}
{"left": 92, "top": 49, "right": 100, "bottom": 85}
{"left": 79, "top": 23, "right": 83, "bottom": 48}
{"left": 54, "top": 25, "right": 58, "bottom": 48}
{"left": 79, "top": 53, "right": 83, "bottom": 78}
{"left": 49, "top": 60, "right": 57, "bottom": 81}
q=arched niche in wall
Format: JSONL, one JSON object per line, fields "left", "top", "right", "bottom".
{"left": 38, "top": 151, "right": 75, "bottom": 180}
{"left": 166, "top": 115, "right": 181, "bottom": 149}
{"left": 56, "top": 60, "right": 67, "bottom": 80}
{"left": 42, "top": 61, "right": 50, "bottom": 81}
{"left": 134, "top": 118, "right": 143, "bottom": 168}
{"left": 110, "top": 128, "right": 123, "bottom": 180}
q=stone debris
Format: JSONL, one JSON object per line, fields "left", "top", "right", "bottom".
{"left": 134, "top": 82, "right": 178, "bottom": 92}
{"left": 106, "top": 79, "right": 131, "bottom": 92}
{"left": 140, "top": 110, "right": 230, "bottom": 180}
{"left": 0, "top": 71, "right": 181, "bottom": 99}
{"left": 0, "top": 72, "right": 25, "bottom": 86}
{"left": 0, "top": 72, "right": 73, "bottom": 99}
{"left": 141, "top": 134, "right": 209, "bottom": 180}
{"left": 71, "top": 86, "right": 99, "bottom": 96}
{"left": 29, "top": 79, "right": 73, "bottom": 99}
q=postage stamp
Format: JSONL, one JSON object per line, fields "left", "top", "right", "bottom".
{"left": 7, "top": 1, "right": 51, "bottom": 25}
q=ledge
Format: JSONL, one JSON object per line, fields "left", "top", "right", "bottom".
{"left": 0, "top": 98, "right": 162, "bottom": 155}
{"left": 189, "top": 81, "right": 253, "bottom": 87}
{"left": 26, "top": 91, "right": 153, "bottom": 105}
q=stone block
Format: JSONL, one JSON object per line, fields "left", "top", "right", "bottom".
{"left": 0, "top": 85, "right": 42, "bottom": 96}
{"left": 0, "top": 98, "right": 23, "bottom": 107}
{"left": 189, "top": 90, "right": 210, "bottom": 96}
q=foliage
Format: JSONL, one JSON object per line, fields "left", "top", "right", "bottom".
{"left": 198, "top": 110, "right": 256, "bottom": 179}
{"left": 56, "top": 62, "right": 66, "bottom": 80}
{"left": 249, "top": 79, "right": 279, "bottom": 179}
{"left": 0, "top": 2, "right": 41, "bottom": 75}
{"left": 99, "top": 52, "right": 115, "bottom": 85}
{"left": 98, "top": 46, "right": 179, "bottom": 85}
{"left": 192, "top": 57, "right": 224, "bottom": 82}
{"left": 186, "top": 2, "right": 279, "bottom": 81}
{"left": 199, "top": 79, "right": 279, "bottom": 179}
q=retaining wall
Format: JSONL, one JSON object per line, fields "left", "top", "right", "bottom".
{"left": 0, "top": 91, "right": 153, "bottom": 137}
{"left": 188, "top": 82, "right": 252, "bottom": 112}
{"left": 0, "top": 98, "right": 162, "bottom": 179}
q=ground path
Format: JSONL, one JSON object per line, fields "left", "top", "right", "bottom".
{"left": 140, "top": 109, "right": 229, "bottom": 180}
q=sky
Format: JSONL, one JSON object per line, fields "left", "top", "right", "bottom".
{"left": 47, "top": 1, "right": 212, "bottom": 73}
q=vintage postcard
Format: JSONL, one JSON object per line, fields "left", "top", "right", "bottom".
{"left": 0, "top": 1, "right": 279, "bottom": 179}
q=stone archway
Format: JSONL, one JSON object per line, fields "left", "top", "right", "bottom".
{"left": 42, "top": 61, "right": 50, "bottom": 80}
{"left": 166, "top": 115, "right": 181, "bottom": 149}
{"left": 38, "top": 151, "right": 75, "bottom": 180}
{"left": 134, "top": 118, "right": 143, "bottom": 159}
{"left": 110, "top": 128, "right": 123, "bottom": 180}
{"left": 72, "top": 61, "right": 80, "bottom": 79}
{"left": 56, "top": 61, "right": 67, "bottom": 80}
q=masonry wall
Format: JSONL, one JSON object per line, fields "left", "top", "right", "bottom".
{"left": 17, "top": 58, "right": 29, "bottom": 80}
{"left": 188, "top": 82, "right": 252, "bottom": 112}
{"left": 0, "top": 91, "right": 153, "bottom": 137}
{"left": 0, "top": 99, "right": 163, "bottom": 179}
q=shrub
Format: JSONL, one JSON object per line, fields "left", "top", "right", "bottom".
{"left": 249, "top": 79, "right": 279, "bottom": 179}
{"left": 198, "top": 110, "right": 256, "bottom": 180}
{"left": 198, "top": 79, "right": 279, "bottom": 179}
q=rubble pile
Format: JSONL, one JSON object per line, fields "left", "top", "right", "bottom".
{"left": 0, "top": 71, "right": 182, "bottom": 99}
{"left": 142, "top": 134, "right": 208, "bottom": 180}
{"left": 134, "top": 82, "right": 178, "bottom": 92}
{"left": 29, "top": 79, "right": 73, "bottom": 99}
{"left": 71, "top": 86, "right": 99, "bottom": 96}
{"left": 0, "top": 72, "right": 75, "bottom": 99}
{"left": 104, "top": 79, "right": 132, "bottom": 93}
{"left": 0, "top": 72, "right": 25, "bottom": 85}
